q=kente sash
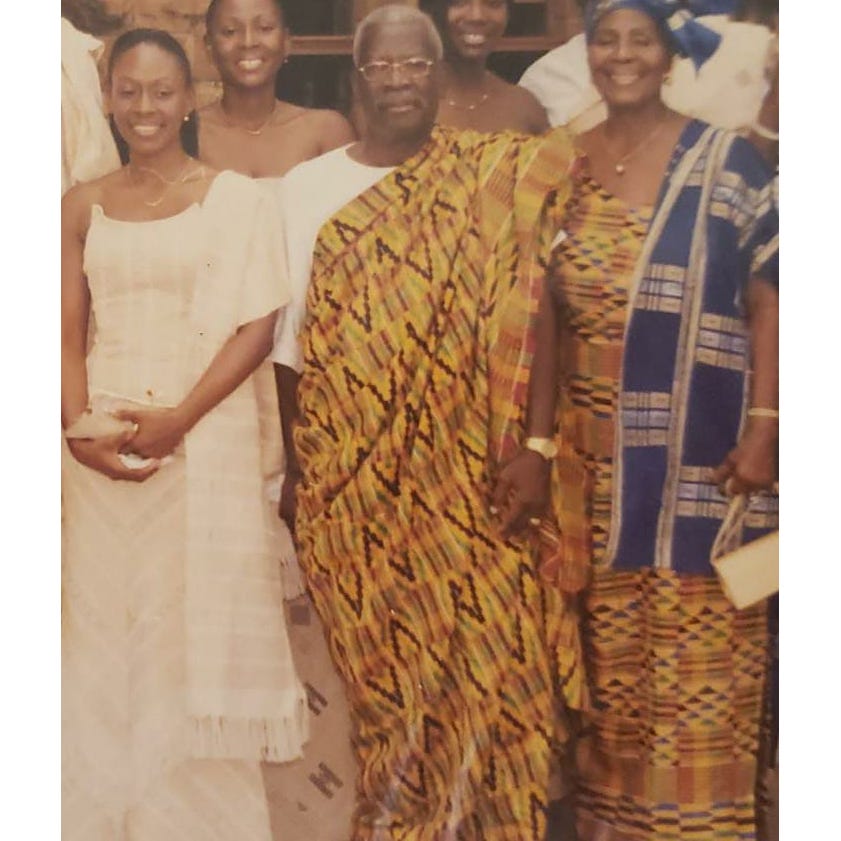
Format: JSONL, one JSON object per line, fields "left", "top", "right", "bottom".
{"left": 293, "top": 124, "right": 587, "bottom": 836}
{"left": 297, "top": 123, "right": 587, "bottom": 698}
{"left": 604, "top": 120, "right": 779, "bottom": 575}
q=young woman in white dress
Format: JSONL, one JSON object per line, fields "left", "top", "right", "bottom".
{"left": 61, "top": 28, "right": 307, "bottom": 840}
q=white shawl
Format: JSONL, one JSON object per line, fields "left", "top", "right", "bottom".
{"left": 184, "top": 172, "right": 308, "bottom": 761}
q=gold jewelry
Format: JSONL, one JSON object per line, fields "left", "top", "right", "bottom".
{"left": 445, "top": 72, "right": 493, "bottom": 111}
{"left": 747, "top": 407, "right": 779, "bottom": 419}
{"left": 126, "top": 159, "right": 206, "bottom": 208}
{"left": 751, "top": 122, "right": 779, "bottom": 141}
{"left": 219, "top": 101, "right": 280, "bottom": 136}
{"left": 445, "top": 91, "right": 491, "bottom": 111}
{"left": 524, "top": 437, "right": 558, "bottom": 460}
{"left": 603, "top": 118, "right": 668, "bottom": 176}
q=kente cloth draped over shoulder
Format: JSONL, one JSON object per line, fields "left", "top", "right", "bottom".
{"left": 295, "top": 125, "right": 586, "bottom": 840}
{"left": 548, "top": 121, "right": 778, "bottom": 839}
{"left": 602, "top": 120, "right": 778, "bottom": 575}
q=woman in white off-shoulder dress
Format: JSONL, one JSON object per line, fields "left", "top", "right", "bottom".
{"left": 61, "top": 28, "right": 307, "bottom": 840}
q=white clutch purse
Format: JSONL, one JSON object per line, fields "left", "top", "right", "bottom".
{"left": 64, "top": 405, "right": 174, "bottom": 470}
{"left": 712, "top": 530, "right": 779, "bottom": 610}
{"left": 64, "top": 409, "right": 135, "bottom": 439}
{"left": 711, "top": 491, "right": 779, "bottom": 610}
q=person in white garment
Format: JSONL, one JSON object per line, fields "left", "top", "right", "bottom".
{"left": 61, "top": 1, "right": 122, "bottom": 194}
{"left": 61, "top": 28, "right": 307, "bottom": 839}
{"left": 519, "top": 0, "right": 778, "bottom": 139}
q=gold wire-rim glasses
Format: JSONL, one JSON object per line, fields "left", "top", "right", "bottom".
{"left": 357, "top": 57, "right": 436, "bottom": 83}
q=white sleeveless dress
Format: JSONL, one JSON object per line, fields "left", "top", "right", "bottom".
{"left": 62, "top": 178, "right": 307, "bottom": 840}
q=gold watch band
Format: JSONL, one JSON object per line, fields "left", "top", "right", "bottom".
{"left": 524, "top": 437, "right": 558, "bottom": 460}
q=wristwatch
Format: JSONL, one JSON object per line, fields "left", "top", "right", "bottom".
{"left": 524, "top": 437, "right": 558, "bottom": 460}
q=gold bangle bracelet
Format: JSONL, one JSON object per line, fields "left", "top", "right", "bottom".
{"left": 747, "top": 407, "right": 779, "bottom": 419}
{"left": 751, "top": 122, "right": 779, "bottom": 141}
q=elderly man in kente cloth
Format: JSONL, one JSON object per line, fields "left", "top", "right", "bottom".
{"left": 273, "top": 5, "right": 589, "bottom": 838}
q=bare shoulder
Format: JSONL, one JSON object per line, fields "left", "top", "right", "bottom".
{"left": 276, "top": 104, "right": 355, "bottom": 152}
{"left": 309, "top": 107, "right": 353, "bottom": 132}
{"left": 62, "top": 171, "right": 118, "bottom": 237}
{"left": 309, "top": 108, "right": 356, "bottom": 152}
{"left": 501, "top": 82, "right": 550, "bottom": 133}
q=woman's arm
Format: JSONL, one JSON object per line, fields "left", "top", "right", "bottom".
{"left": 746, "top": 38, "right": 779, "bottom": 168}
{"left": 713, "top": 275, "right": 779, "bottom": 494}
{"left": 521, "top": 89, "right": 551, "bottom": 136}
{"left": 492, "top": 282, "right": 559, "bottom": 534}
{"left": 116, "top": 310, "right": 278, "bottom": 459}
{"left": 61, "top": 186, "right": 158, "bottom": 481}
{"left": 61, "top": 189, "right": 92, "bottom": 429}
{"left": 274, "top": 363, "right": 302, "bottom": 533}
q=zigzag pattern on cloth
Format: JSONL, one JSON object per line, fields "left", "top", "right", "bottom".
{"left": 294, "top": 126, "right": 586, "bottom": 839}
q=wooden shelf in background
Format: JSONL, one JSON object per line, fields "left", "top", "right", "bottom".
{"left": 290, "top": 34, "right": 562, "bottom": 57}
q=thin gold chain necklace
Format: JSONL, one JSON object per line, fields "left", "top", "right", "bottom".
{"left": 445, "top": 72, "right": 493, "bottom": 111}
{"left": 445, "top": 90, "right": 491, "bottom": 111}
{"left": 219, "top": 100, "right": 280, "bottom": 135}
{"left": 127, "top": 160, "right": 204, "bottom": 208}
{"left": 602, "top": 118, "right": 668, "bottom": 175}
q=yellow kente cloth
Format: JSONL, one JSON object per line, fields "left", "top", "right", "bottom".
{"left": 294, "top": 126, "right": 587, "bottom": 840}
{"left": 550, "top": 169, "right": 768, "bottom": 840}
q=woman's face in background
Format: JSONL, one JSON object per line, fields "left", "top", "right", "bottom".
{"left": 444, "top": 0, "right": 508, "bottom": 64}
{"left": 206, "top": 0, "right": 288, "bottom": 90}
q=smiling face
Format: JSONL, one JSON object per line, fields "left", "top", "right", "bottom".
{"left": 587, "top": 8, "right": 672, "bottom": 111}
{"left": 205, "top": 0, "right": 288, "bottom": 90}
{"left": 354, "top": 20, "right": 441, "bottom": 147}
{"left": 444, "top": 0, "right": 508, "bottom": 63}
{"left": 107, "top": 41, "right": 194, "bottom": 158}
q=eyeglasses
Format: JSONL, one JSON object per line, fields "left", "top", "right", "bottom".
{"left": 357, "top": 57, "right": 435, "bottom": 83}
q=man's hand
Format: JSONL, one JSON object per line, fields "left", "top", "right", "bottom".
{"left": 491, "top": 449, "right": 551, "bottom": 536}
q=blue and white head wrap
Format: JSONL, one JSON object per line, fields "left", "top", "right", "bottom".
{"left": 584, "top": 0, "right": 738, "bottom": 68}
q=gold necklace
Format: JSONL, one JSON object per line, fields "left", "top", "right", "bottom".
{"left": 603, "top": 118, "right": 668, "bottom": 175}
{"left": 445, "top": 71, "right": 493, "bottom": 111}
{"left": 220, "top": 101, "right": 279, "bottom": 136}
{"left": 445, "top": 90, "right": 491, "bottom": 111}
{"left": 127, "top": 160, "right": 205, "bottom": 208}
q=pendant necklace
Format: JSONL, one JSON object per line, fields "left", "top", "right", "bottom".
{"left": 605, "top": 118, "right": 668, "bottom": 175}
